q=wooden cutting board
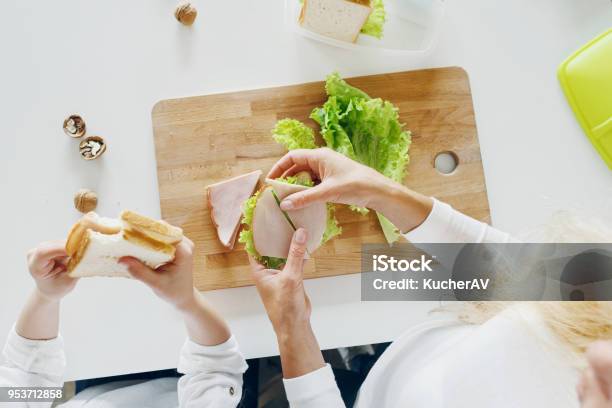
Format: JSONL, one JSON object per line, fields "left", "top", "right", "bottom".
{"left": 152, "top": 67, "right": 490, "bottom": 291}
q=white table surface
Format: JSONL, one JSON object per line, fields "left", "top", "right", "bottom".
{"left": 1, "top": 0, "right": 610, "bottom": 381}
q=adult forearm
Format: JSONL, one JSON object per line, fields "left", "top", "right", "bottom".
{"left": 178, "top": 288, "right": 231, "bottom": 346}
{"left": 15, "top": 289, "right": 60, "bottom": 340}
{"left": 368, "top": 178, "right": 433, "bottom": 233}
{"left": 277, "top": 323, "right": 326, "bottom": 379}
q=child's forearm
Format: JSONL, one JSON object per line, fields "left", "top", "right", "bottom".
{"left": 178, "top": 288, "right": 231, "bottom": 346}
{"left": 15, "top": 289, "right": 60, "bottom": 340}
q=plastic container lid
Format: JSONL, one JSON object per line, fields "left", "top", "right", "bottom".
{"left": 558, "top": 28, "right": 612, "bottom": 169}
{"left": 285, "top": 0, "right": 446, "bottom": 55}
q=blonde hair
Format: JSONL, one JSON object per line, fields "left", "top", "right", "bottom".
{"left": 456, "top": 302, "right": 612, "bottom": 357}
{"left": 451, "top": 211, "right": 612, "bottom": 365}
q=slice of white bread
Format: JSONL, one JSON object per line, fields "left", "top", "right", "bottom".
{"left": 299, "top": 0, "right": 372, "bottom": 43}
{"left": 66, "top": 211, "right": 183, "bottom": 278}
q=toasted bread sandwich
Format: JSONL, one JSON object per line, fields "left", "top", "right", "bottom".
{"left": 66, "top": 211, "right": 183, "bottom": 278}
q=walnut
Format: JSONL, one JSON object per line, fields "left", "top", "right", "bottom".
{"left": 63, "top": 114, "right": 86, "bottom": 138}
{"left": 74, "top": 189, "right": 98, "bottom": 213}
{"left": 79, "top": 136, "right": 106, "bottom": 160}
{"left": 174, "top": 2, "right": 197, "bottom": 25}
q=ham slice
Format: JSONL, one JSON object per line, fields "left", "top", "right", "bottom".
{"left": 207, "top": 170, "right": 262, "bottom": 249}
{"left": 252, "top": 178, "right": 327, "bottom": 259}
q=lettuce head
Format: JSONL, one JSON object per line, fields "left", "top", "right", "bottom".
{"left": 310, "top": 72, "right": 411, "bottom": 243}
{"left": 268, "top": 72, "right": 410, "bottom": 244}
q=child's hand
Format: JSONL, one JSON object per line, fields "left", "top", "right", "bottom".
{"left": 119, "top": 238, "right": 196, "bottom": 310}
{"left": 27, "top": 241, "right": 77, "bottom": 301}
{"left": 121, "top": 238, "right": 232, "bottom": 346}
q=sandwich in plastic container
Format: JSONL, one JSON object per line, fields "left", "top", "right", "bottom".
{"left": 286, "top": 0, "right": 446, "bottom": 55}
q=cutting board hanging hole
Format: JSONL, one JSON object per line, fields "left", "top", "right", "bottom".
{"left": 434, "top": 151, "right": 459, "bottom": 175}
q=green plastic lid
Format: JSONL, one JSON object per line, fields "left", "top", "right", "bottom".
{"left": 558, "top": 28, "right": 612, "bottom": 169}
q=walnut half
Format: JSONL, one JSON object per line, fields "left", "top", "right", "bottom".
{"left": 63, "top": 114, "right": 86, "bottom": 138}
{"left": 79, "top": 136, "right": 107, "bottom": 160}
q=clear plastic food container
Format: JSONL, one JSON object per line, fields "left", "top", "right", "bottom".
{"left": 285, "top": 0, "right": 445, "bottom": 55}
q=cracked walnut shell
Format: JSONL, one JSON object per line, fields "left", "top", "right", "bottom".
{"left": 63, "top": 114, "right": 86, "bottom": 138}
{"left": 79, "top": 136, "right": 106, "bottom": 160}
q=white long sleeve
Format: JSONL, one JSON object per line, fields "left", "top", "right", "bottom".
{"left": 404, "top": 199, "right": 513, "bottom": 244}
{"left": 59, "top": 336, "right": 247, "bottom": 407}
{"left": 0, "top": 326, "right": 65, "bottom": 408}
{"left": 177, "top": 336, "right": 248, "bottom": 408}
{"left": 282, "top": 198, "right": 514, "bottom": 408}
{"left": 1, "top": 325, "right": 247, "bottom": 408}
{"left": 283, "top": 364, "right": 345, "bottom": 408}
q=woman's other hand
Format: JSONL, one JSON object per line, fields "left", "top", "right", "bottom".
{"left": 267, "top": 148, "right": 432, "bottom": 233}
{"left": 249, "top": 228, "right": 312, "bottom": 334}
{"left": 248, "top": 228, "right": 326, "bottom": 378}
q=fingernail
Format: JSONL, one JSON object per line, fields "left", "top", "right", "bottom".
{"left": 295, "top": 228, "right": 307, "bottom": 244}
{"left": 118, "top": 257, "right": 132, "bottom": 265}
{"left": 280, "top": 200, "right": 294, "bottom": 210}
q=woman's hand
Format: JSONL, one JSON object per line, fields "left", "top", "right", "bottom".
{"left": 249, "top": 228, "right": 312, "bottom": 334}
{"left": 249, "top": 228, "right": 326, "bottom": 378}
{"left": 27, "top": 241, "right": 77, "bottom": 301}
{"left": 578, "top": 341, "right": 612, "bottom": 407}
{"left": 268, "top": 148, "right": 433, "bottom": 233}
{"left": 119, "top": 238, "right": 196, "bottom": 310}
{"left": 268, "top": 148, "right": 388, "bottom": 210}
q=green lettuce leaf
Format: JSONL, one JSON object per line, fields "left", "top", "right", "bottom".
{"left": 324, "top": 72, "right": 370, "bottom": 106}
{"left": 322, "top": 204, "right": 342, "bottom": 244}
{"left": 238, "top": 194, "right": 260, "bottom": 258}
{"left": 272, "top": 119, "right": 317, "bottom": 151}
{"left": 277, "top": 175, "right": 314, "bottom": 187}
{"left": 349, "top": 205, "right": 370, "bottom": 215}
{"left": 311, "top": 98, "right": 357, "bottom": 160}
{"left": 313, "top": 72, "right": 411, "bottom": 243}
{"left": 360, "top": 0, "right": 386, "bottom": 39}
{"left": 377, "top": 212, "right": 400, "bottom": 246}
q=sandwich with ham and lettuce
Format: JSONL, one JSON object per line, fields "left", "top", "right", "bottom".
{"left": 239, "top": 173, "right": 341, "bottom": 269}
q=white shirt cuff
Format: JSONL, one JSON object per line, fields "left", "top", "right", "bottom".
{"left": 177, "top": 335, "right": 248, "bottom": 375}
{"left": 2, "top": 324, "right": 66, "bottom": 378}
{"left": 283, "top": 364, "right": 345, "bottom": 406}
{"left": 404, "top": 198, "right": 513, "bottom": 244}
